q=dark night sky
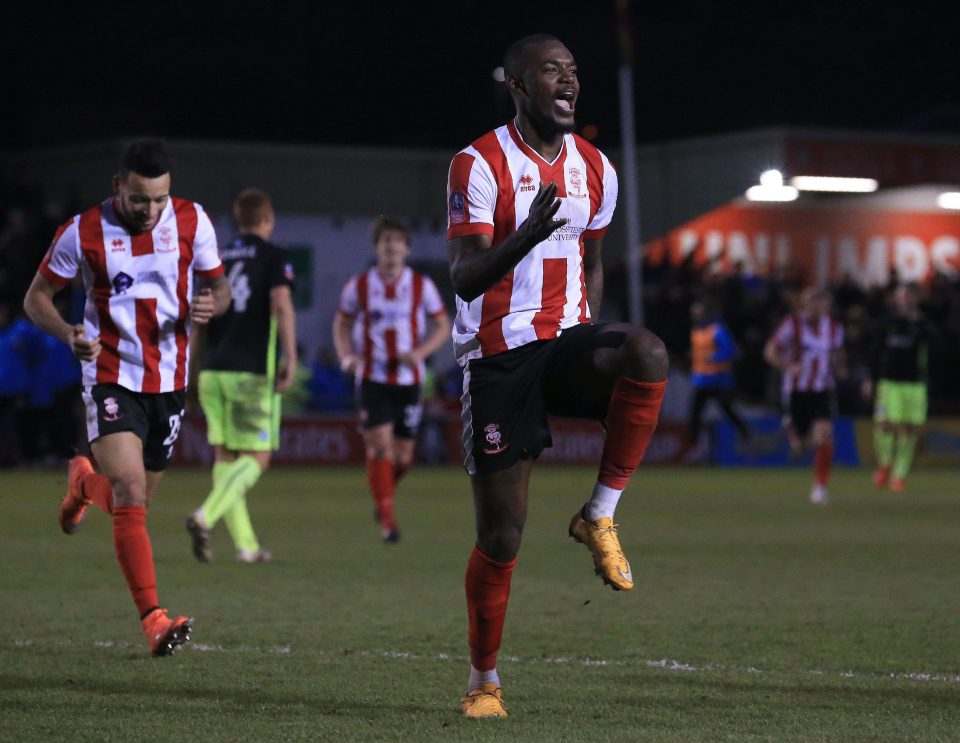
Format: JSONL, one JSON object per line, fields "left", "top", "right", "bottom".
{"left": 3, "top": 1, "right": 959, "bottom": 153}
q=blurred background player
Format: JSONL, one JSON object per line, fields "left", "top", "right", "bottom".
{"left": 688, "top": 299, "right": 750, "bottom": 456}
{"left": 764, "top": 287, "right": 845, "bottom": 504}
{"left": 447, "top": 34, "right": 667, "bottom": 718}
{"left": 333, "top": 217, "right": 450, "bottom": 542}
{"left": 186, "top": 189, "right": 297, "bottom": 562}
{"left": 863, "top": 284, "right": 935, "bottom": 493}
{"left": 22, "top": 139, "right": 230, "bottom": 655}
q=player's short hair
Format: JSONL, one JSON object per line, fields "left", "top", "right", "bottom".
{"left": 233, "top": 189, "right": 274, "bottom": 230}
{"left": 118, "top": 138, "right": 170, "bottom": 179}
{"left": 372, "top": 216, "right": 410, "bottom": 246}
{"left": 503, "top": 33, "right": 563, "bottom": 80}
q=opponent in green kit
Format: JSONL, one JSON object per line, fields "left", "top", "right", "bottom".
{"left": 186, "top": 189, "right": 297, "bottom": 561}
{"left": 863, "top": 284, "right": 935, "bottom": 493}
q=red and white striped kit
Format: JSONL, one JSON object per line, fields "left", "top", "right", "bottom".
{"left": 338, "top": 266, "right": 445, "bottom": 386}
{"left": 446, "top": 120, "right": 618, "bottom": 364}
{"left": 39, "top": 197, "right": 223, "bottom": 393}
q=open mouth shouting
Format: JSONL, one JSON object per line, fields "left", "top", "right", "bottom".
{"left": 555, "top": 88, "right": 576, "bottom": 117}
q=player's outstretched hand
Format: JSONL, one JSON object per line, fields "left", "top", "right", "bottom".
{"left": 69, "top": 324, "right": 100, "bottom": 361}
{"left": 190, "top": 288, "right": 215, "bottom": 325}
{"left": 519, "top": 181, "right": 567, "bottom": 247}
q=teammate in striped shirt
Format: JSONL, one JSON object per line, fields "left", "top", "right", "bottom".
{"left": 764, "top": 287, "right": 846, "bottom": 505}
{"left": 333, "top": 217, "right": 451, "bottom": 542}
{"left": 22, "top": 139, "right": 230, "bottom": 656}
{"left": 448, "top": 35, "right": 668, "bottom": 718}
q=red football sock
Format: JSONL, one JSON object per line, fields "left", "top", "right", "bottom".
{"left": 84, "top": 473, "right": 113, "bottom": 515}
{"left": 597, "top": 378, "right": 667, "bottom": 490}
{"left": 112, "top": 506, "right": 159, "bottom": 617}
{"left": 366, "top": 458, "right": 396, "bottom": 530}
{"left": 814, "top": 444, "right": 833, "bottom": 486}
{"left": 465, "top": 545, "right": 516, "bottom": 671}
{"left": 393, "top": 461, "right": 411, "bottom": 484}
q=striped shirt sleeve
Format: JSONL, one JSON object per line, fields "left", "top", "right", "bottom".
{"left": 447, "top": 149, "right": 496, "bottom": 239}
{"left": 38, "top": 217, "right": 80, "bottom": 286}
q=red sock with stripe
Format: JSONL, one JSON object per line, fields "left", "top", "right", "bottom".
{"left": 84, "top": 473, "right": 113, "bottom": 515}
{"left": 465, "top": 545, "right": 516, "bottom": 672}
{"left": 814, "top": 444, "right": 833, "bottom": 486}
{"left": 112, "top": 506, "right": 159, "bottom": 617}
{"left": 366, "top": 458, "right": 396, "bottom": 530}
{"left": 597, "top": 378, "right": 667, "bottom": 489}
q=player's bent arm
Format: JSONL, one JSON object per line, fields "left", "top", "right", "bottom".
{"left": 209, "top": 274, "right": 231, "bottom": 317}
{"left": 449, "top": 181, "right": 566, "bottom": 302}
{"left": 415, "top": 311, "right": 452, "bottom": 361}
{"left": 270, "top": 285, "right": 298, "bottom": 390}
{"left": 583, "top": 237, "right": 604, "bottom": 317}
{"left": 23, "top": 273, "right": 74, "bottom": 345}
{"left": 332, "top": 311, "right": 359, "bottom": 373}
{"left": 763, "top": 337, "right": 785, "bottom": 370}
{"left": 23, "top": 273, "right": 100, "bottom": 360}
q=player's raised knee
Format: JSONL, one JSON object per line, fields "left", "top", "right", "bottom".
{"left": 622, "top": 327, "right": 668, "bottom": 382}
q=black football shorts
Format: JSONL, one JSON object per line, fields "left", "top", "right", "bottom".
{"left": 82, "top": 383, "right": 186, "bottom": 471}
{"left": 357, "top": 379, "right": 423, "bottom": 439}
{"left": 460, "top": 322, "right": 625, "bottom": 475}
{"left": 787, "top": 390, "right": 835, "bottom": 437}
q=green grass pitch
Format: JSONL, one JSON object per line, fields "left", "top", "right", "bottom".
{"left": 3, "top": 465, "right": 960, "bottom": 741}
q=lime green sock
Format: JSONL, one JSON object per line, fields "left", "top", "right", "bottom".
{"left": 892, "top": 433, "right": 918, "bottom": 481}
{"left": 224, "top": 497, "right": 260, "bottom": 553}
{"left": 212, "top": 461, "right": 230, "bottom": 489}
{"left": 199, "top": 456, "right": 262, "bottom": 528}
{"left": 874, "top": 428, "right": 895, "bottom": 468}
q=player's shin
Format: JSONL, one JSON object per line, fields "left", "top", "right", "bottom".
{"left": 366, "top": 458, "right": 396, "bottom": 529}
{"left": 892, "top": 432, "right": 918, "bottom": 480}
{"left": 198, "top": 456, "right": 261, "bottom": 527}
{"left": 465, "top": 545, "right": 516, "bottom": 689}
{"left": 590, "top": 378, "right": 667, "bottom": 520}
{"left": 113, "top": 506, "right": 159, "bottom": 616}
{"left": 874, "top": 427, "right": 894, "bottom": 468}
{"left": 814, "top": 443, "right": 833, "bottom": 486}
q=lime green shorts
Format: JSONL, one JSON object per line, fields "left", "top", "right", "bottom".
{"left": 199, "top": 370, "right": 281, "bottom": 451}
{"left": 874, "top": 380, "right": 927, "bottom": 426}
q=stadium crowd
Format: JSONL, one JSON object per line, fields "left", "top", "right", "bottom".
{"left": 615, "top": 255, "right": 960, "bottom": 416}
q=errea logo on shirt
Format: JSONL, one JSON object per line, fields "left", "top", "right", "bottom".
{"left": 519, "top": 174, "right": 537, "bottom": 193}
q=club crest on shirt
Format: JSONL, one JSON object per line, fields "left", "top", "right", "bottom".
{"left": 449, "top": 191, "right": 467, "bottom": 224}
{"left": 156, "top": 225, "right": 175, "bottom": 252}
{"left": 102, "top": 396, "right": 123, "bottom": 422}
{"left": 568, "top": 167, "right": 588, "bottom": 198}
{"left": 112, "top": 272, "right": 134, "bottom": 294}
{"left": 482, "top": 423, "right": 508, "bottom": 455}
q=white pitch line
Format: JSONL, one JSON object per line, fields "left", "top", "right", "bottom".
{"left": 10, "top": 639, "right": 960, "bottom": 686}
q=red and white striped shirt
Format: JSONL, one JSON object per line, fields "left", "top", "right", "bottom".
{"left": 447, "top": 120, "right": 618, "bottom": 364}
{"left": 771, "top": 314, "right": 844, "bottom": 394}
{"left": 338, "top": 266, "right": 446, "bottom": 386}
{"left": 38, "top": 197, "right": 223, "bottom": 393}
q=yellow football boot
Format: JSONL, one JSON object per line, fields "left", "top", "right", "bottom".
{"left": 568, "top": 511, "right": 634, "bottom": 591}
{"left": 461, "top": 683, "right": 507, "bottom": 719}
